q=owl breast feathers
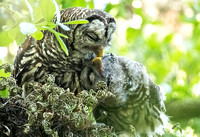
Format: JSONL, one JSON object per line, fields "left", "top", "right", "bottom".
{"left": 81, "top": 54, "right": 169, "bottom": 137}
{"left": 12, "top": 7, "right": 116, "bottom": 92}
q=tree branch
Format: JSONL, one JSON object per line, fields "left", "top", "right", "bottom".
{"left": 166, "top": 98, "right": 200, "bottom": 121}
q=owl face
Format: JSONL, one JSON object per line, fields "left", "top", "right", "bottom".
{"left": 81, "top": 54, "right": 128, "bottom": 107}
{"left": 73, "top": 19, "right": 116, "bottom": 58}
{"left": 53, "top": 7, "right": 116, "bottom": 61}
{"left": 81, "top": 54, "right": 152, "bottom": 107}
{"left": 81, "top": 54, "right": 122, "bottom": 89}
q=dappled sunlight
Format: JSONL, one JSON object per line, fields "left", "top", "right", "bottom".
{"left": 0, "top": 47, "right": 8, "bottom": 59}
{"left": 143, "top": 24, "right": 171, "bottom": 41}
{"left": 161, "top": 83, "right": 172, "bottom": 94}
{"left": 195, "top": 13, "right": 200, "bottom": 22}
{"left": 132, "top": 0, "right": 142, "bottom": 9}
{"left": 192, "top": 81, "right": 200, "bottom": 97}
{"left": 172, "top": 34, "right": 185, "bottom": 52}
{"left": 184, "top": 7, "right": 194, "bottom": 18}
{"left": 176, "top": 69, "right": 187, "bottom": 86}
{"left": 142, "top": 24, "right": 157, "bottom": 38}
{"left": 8, "top": 41, "right": 18, "bottom": 56}
{"left": 131, "top": 14, "right": 142, "bottom": 29}
{"left": 184, "top": 127, "right": 198, "bottom": 137}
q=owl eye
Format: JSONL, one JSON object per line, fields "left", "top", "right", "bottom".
{"left": 86, "top": 32, "right": 98, "bottom": 41}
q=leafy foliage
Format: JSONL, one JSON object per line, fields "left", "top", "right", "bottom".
{"left": 0, "top": 0, "right": 89, "bottom": 56}
{"left": 0, "top": 64, "right": 117, "bottom": 137}
{"left": 0, "top": 62, "right": 12, "bottom": 97}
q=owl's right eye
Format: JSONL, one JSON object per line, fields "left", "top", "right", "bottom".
{"left": 86, "top": 32, "right": 99, "bottom": 42}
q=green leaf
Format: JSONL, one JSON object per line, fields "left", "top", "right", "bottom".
{"left": 88, "top": 1, "right": 94, "bottom": 9}
{"left": 8, "top": 27, "right": 26, "bottom": 45}
{"left": 0, "top": 26, "right": 25, "bottom": 46}
{"left": 46, "top": 22, "right": 57, "bottom": 28}
{"left": 43, "top": 26, "right": 68, "bottom": 56}
{"left": 15, "top": 30, "right": 26, "bottom": 45}
{"left": 0, "top": 62, "right": 11, "bottom": 98}
{"left": 0, "top": 31, "right": 13, "bottom": 47}
{"left": 31, "top": 30, "right": 44, "bottom": 40}
{"left": 2, "top": 24, "right": 17, "bottom": 31}
{"left": 35, "top": 22, "right": 56, "bottom": 30}
{"left": 8, "top": 27, "right": 18, "bottom": 40}
{"left": 12, "top": 10, "right": 24, "bottom": 20}
{"left": 39, "top": 0, "right": 56, "bottom": 22}
{"left": 56, "top": 32, "right": 68, "bottom": 39}
{"left": 0, "top": 87, "right": 9, "bottom": 98}
{"left": 64, "top": 20, "right": 89, "bottom": 24}
{"left": 1, "top": 14, "right": 18, "bottom": 32}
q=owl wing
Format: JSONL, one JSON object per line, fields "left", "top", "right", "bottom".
{"left": 149, "top": 79, "right": 166, "bottom": 112}
{"left": 12, "top": 36, "right": 43, "bottom": 86}
{"left": 11, "top": 36, "right": 32, "bottom": 84}
{"left": 117, "top": 56, "right": 166, "bottom": 112}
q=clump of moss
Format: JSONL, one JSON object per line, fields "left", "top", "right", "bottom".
{"left": 0, "top": 63, "right": 116, "bottom": 137}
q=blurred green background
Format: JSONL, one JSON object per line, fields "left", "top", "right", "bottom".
{"left": 0, "top": 0, "right": 200, "bottom": 136}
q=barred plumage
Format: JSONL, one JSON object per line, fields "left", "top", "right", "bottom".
{"left": 12, "top": 7, "right": 116, "bottom": 92}
{"left": 81, "top": 54, "right": 168, "bottom": 136}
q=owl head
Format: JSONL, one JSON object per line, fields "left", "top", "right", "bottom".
{"left": 80, "top": 54, "right": 146, "bottom": 107}
{"left": 54, "top": 7, "right": 116, "bottom": 59}
{"left": 81, "top": 53, "right": 166, "bottom": 110}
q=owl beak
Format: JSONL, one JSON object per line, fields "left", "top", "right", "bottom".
{"left": 91, "top": 45, "right": 104, "bottom": 75}
{"left": 92, "top": 57, "right": 103, "bottom": 75}
{"left": 94, "top": 45, "right": 104, "bottom": 57}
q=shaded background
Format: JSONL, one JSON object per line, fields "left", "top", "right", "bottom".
{"left": 0, "top": 0, "right": 200, "bottom": 136}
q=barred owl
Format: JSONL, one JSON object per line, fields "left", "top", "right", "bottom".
{"left": 81, "top": 54, "right": 168, "bottom": 137}
{"left": 12, "top": 7, "right": 116, "bottom": 92}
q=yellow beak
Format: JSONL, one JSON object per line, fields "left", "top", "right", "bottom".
{"left": 92, "top": 57, "right": 102, "bottom": 64}
{"left": 94, "top": 45, "right": 104, "bottom": 57}
{"left": 92, "top": 45, "right": 104, "bottom": 75}
{"left": 92, "top": 57, "right": 103, "bottom": 75}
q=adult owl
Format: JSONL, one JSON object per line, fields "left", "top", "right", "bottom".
{"left": 12, "top": 7, "right": 116, "bottom": 92}
{"left": 81, "top": 54, "right": 168, "bottom": 137}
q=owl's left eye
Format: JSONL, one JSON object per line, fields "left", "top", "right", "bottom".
{"left": 86, "top": 32, "right": 99, "bottom": 41}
